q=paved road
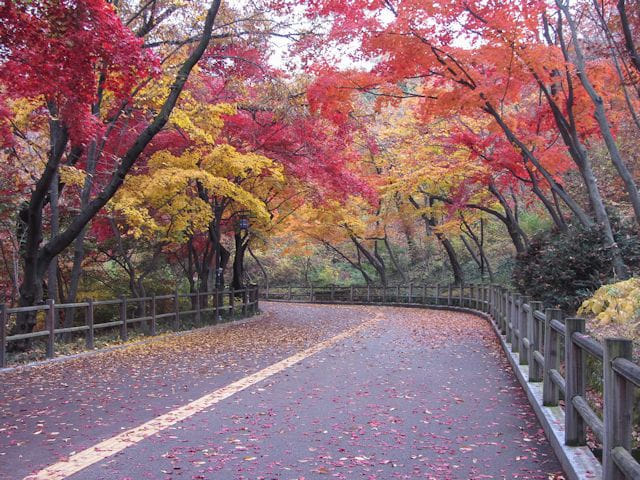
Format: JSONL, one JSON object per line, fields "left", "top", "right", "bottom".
{"left": 1, "top": 302, "right": 563, "bottom": 479}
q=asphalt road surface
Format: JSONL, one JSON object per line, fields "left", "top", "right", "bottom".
{"left": 1, "top": 302, "right": 564, "bottom": 479}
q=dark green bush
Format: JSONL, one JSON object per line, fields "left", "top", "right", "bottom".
{"left": 513, "top": 218, "right": 640, "bottom": 313}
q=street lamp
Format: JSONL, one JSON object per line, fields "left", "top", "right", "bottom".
{"left": 236, "top": 213, "right": 250, "bottom": 232}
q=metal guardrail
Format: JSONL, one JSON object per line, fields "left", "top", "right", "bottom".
{"left": 0, "top": 286, "right": 260, "bottom": 367}
{"left": 262, "top": 283, "right": 640, "bottom": 480}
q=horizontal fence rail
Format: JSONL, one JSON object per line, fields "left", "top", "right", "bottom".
{"left": 0, "top": 286, "right": 260, "bottom": 368}
{"left": 262, "top": 283, "right": 639, "bottom": 480}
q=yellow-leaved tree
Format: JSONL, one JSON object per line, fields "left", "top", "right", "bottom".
{"left": 111, "top": 143, "right": 276, "bottom": 242}
{"left": 108, "top": 87, "right": 284, "bottom": 297}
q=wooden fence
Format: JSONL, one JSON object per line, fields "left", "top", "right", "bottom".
{"left": 263, "top": 283, "right": 640, "bottom": 480}
{"left": 0, "top": 285, "right": 260, "bottom": 368}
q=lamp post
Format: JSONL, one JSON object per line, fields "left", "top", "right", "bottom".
{"left": 215, "top": 267, "right": 223, "bottom": 289}
{"left": 234, "top": 212, "right": 251, "bottom": 292}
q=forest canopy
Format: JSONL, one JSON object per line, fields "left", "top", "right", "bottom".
{"left": 2, "top": 0, "right": 640, "bottom": 336}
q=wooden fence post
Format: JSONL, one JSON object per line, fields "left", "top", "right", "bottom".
{"left": 486, "top": 283, "right": 493, "bottom": 316}
{"left": 151, "top": 294, "right": 157, "bottom": 335}
{"left": 499, "top": 288, "right": 506, "bottom": 334}
{"left": 408, "top": 283, "right": 413, "bottom": 303}
{"left": 485, "top": 284, "right": 490, "bottom": 312}
{"left": 288, "top": 284, "right": 292, "bottom": 300}
{"left": 435, "top": 284, "right": 440, "bottom": 305}
{"left": 422, "top": 284, "right": 426, "bottom": 304}
{"left": 0, "top": 304, "right": 6, "bottom": 368}
{"left": 502, "top": 288, "right": 508, "bottom": 334}
{"left": 86, "top": 300, "right": 95, "bottom": 350}
{"left": 46, "top": 299, "right": 55, "bottom": 359}
{"left": 518, "top": 296, "right": 530, "bottom": 365}
{"left": 565, "top": 317, "right": 586, "bottom": 446}
{"left": 174, "top": 289, "right": 180, "bottom": 329}
{"left": 396, "top": 285, "right": 400, "bottom": 303}
{"left": 504, "top": 291, "right": 511, "bottom": 341}
{"left": 492, "top": 286, "right": 499, "bottom": 325}
{"left": 494, "top": 286, "right": 501, "bottom": 330}
{"left": 230, "top": 289, "right": 235, "bottom": 317}
{"left": 483, "top": 284, "right": 488, "bottom": 312}
{"left": 528, "top": 301, "right": 543, "bottom": 381}
{"left": 487, "top": 283, "right": 496, "bottom": 320}
{"left": 350, "top": 285, "right": 354, "bottom": 302}
{"left": 120, "top": 296, "right": 128, "bottom": 341}
{"left": 603, "top": 338, "right": 634, "bottom": 480}
{"left": 243, "top": 288, "right": 248, "bottom": 315}
{"left": 214, "top": 288, "right": 220, "bottom": 323}
{"left": 491, "top": 285, "right": 497, "bottom": 318}
{"left": 543, "top": 308, "right": 562, "bottom": 406}
{"left": 511, "top": 294, "right": 520, "bottom": 352}
{"left": 330, "top": 284, "right": 335, "bottom": 301}
{"left": 447, "top": 284, "right": 452, "bottom": 306}
{"left": 196, "top": 292, "right": 202, "bottom": 323}
{"left": 469, "top": 284, "right": 474, "bottom": 310}
{"left": 255, "top": 286, "right": 260, "bottom": 313}
{"left": 504, "top": 289, "right": 510, "bottom": 335}
{"left": 310, "top": 285, "right": 315, "bottom": 302}
{"left": 469, "top": 284, "right": 474, "bottom": 309}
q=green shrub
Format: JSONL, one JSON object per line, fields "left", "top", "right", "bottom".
{"left": 512, "top": 218, "right": 640, "bottom": 313}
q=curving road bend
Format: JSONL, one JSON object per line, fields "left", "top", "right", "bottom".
{"left": 0, "top": 302, "right": 564, "bottom": 480}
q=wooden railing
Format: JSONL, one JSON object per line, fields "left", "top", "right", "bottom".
{"left": 263, "top": 283, "right": 639, "bottom": 480}
{"left": 264, "top": 284, "right": 456, "bottom": 305}
{"left": 0, "top": 285, "right": 260, "bottom": 368}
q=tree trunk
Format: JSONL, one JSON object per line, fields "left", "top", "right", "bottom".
{"left": 460, "top": 217, "right": 495, "bottom": 282}
{"left": 408, "top": 194, "right": 464, "bottom": 285}
{"left": 437, "top": 232, "right": 464, "bottom": 285}
{"left": 352, "top": 237, "right": 386, "bottom": 286}
{"left": 384, "top": 235, "right": 407, "bottom": 282}
{"left": 12, "top": 111, "right": 68, "bottom": 344}
{"left": 617, "top": 0, "right": 640, "bottom": 74}
{"left": 573, "top": 48, "right": 640, "bottom": 227}
{"left": 483, "top": 102, "right": 594, "bottom": 227}
{"left": 319, "top": 239, "right": 373, "bottom": 285}
{"left": 48, "top": 170, "right": 60, "bottom": 333}
{"left": 218, "top": 245, "right": 230, "bottom": 289}
{"left": 231, "top": 231, "right": 249, "bottom": 290}
{"left": 526, "top": 165, "right": 568, "bottom": 231}
{"left": 248, "top": 245, "right": 269, "bottom": 291}
{"left": 487, "top": 183, "right": 529, "bottom": 253}
{"left": 65, "top": 140, "right": 98, "bottom": 328}
{"left": 533, "top": 60, "right": 628, "bottom": 275}
{"left": 12, "top": 0, "right": 223, "bottom": 340}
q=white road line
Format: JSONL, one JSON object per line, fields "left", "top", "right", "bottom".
{"left": 24, "top": 315, "right": 380, "bottom": 480}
